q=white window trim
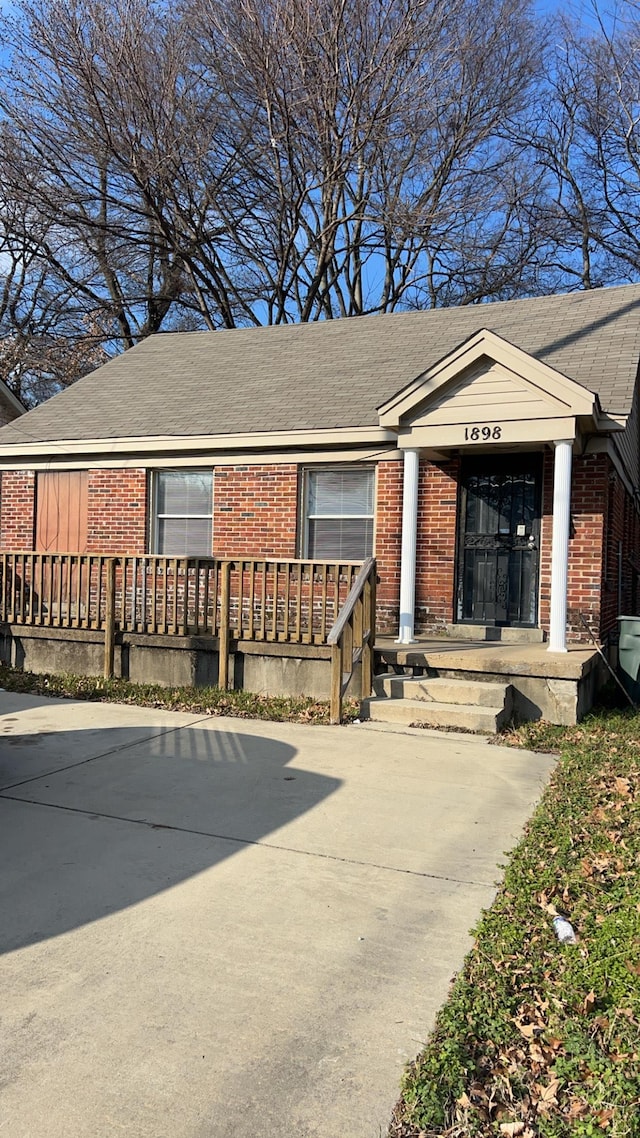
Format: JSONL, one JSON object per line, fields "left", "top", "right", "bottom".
{"left": 151, "top": 468, "right": 213, "bottom": 556}
{"left": 301, "top": 465, "right": 376, "bottom": 560}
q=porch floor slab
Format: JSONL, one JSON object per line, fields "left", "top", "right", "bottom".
{"left": 375, "top": 637, "right": 600, "bottom": 680}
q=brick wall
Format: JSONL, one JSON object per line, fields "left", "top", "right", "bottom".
{"left": 415, "top": 458, "right": 459, "bottom": 631}
{"left": 371, "top": 457, "right": 460, "bottom": 635}
{"left": 87, "top": 469, "right": 147, "bottom": 554}
{"left": 538, "top": 450, "right": 638, "bottom": 642}
{"left": 0, "top": 469, "right": 148, "bottom": 555}
{"left": 213, "top": 465, "right": 298, "bottom": 558}
{"left": 566, "top": 454, "right": 607, "bottom": 640}
{"left": 374, "top": 460, "right": 403, "bottom": 633}
{"left": 0, "top": 470, "right": 36, "bottom": 550}
{"left": 538, "top": 449, "right": 554, "bottom": 635}
{"left": 600, "top": 463, "right": 640, "bottom": 639}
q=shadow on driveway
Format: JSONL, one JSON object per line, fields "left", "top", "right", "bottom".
{"left": 0, "top": 707, "right": 341, "bottom": 955}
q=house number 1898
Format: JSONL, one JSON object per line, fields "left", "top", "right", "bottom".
{"left": 464, "top": 425, "right": 502, "bottom": 441}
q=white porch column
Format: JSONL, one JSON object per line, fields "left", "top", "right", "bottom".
{"left": 396, "top": 448, "right": 420, "bottom": 644}
{"left": 548, "top": 439, "right": 573, "bottom": 653}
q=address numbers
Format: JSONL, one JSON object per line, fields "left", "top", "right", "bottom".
{"left": 464, "top": 425, "right": 502, "bottom": 441}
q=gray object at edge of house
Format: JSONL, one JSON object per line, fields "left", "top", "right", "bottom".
{"left": 617, "top": 615, "right": 640, "bottom": 700}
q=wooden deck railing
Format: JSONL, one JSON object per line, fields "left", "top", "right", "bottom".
{"left": 0, "top": 554, "right": 365, "bottom": 695}
{"left": 327, "top": 556, "right": 377, "bottom": 724}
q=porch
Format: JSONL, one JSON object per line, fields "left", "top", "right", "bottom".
{"left": 373, "top": 635, "right": 604, "bottom": 726}
{"left": 0, "top": 551, "right": 376, "bottom": 725}
{"left": 0, "top": 551, "right": 604, "bottom": 727}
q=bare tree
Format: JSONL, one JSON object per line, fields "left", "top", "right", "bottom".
{"left": 0, "top": 165, "right": 110, "bottom": 405}
{"left": 0, "top": 0, "right": 562, "bottom": 401}
{"left": 190, "top": 0, "right": 548, "bottom": 318}
{"left": 0, "top": 0, "right": 230, "bottom": 347}
{"left": 530, "top": 3, "right": 640, "bottom": 289}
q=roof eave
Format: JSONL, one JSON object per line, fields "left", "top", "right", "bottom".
{"left": 0, "top": 424, "right": 398, "bottom": 463}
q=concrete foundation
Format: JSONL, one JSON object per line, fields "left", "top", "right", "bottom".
{"left": 0, "top": 624, "right": 607, "bottom": 724}
{"left": 0, "top": 624, "right": 337, "bottom": 700}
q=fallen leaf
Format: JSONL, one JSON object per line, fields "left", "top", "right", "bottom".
{"left": 529, "top": 1042, "right": 547, "bottom": 1064}
{"left": 535, "top": 1076, "right": 561, "bottom": 1113}
{"left": 499, "top": 1123, "right": 525, "bottom": 1136}
{"left": 583, "top": 989, "right": 597, "bottom": 1014}
{"left": 567, "top": 1098, "right": 589, "bottom": 1119}
{"left": 515, "top": 1019, "right": 541, "bottom": 1040}
{"left": 595, "top": 1107, "right": 614, "bottom": 1128}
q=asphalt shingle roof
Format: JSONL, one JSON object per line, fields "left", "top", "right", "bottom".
{"left": 2, "top": 284, "right": 640, "bottom": 448}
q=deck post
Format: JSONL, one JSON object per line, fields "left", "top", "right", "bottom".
{"left": 548, "top": 440, "right": 573, "bottom": 653}
{"left": 103, "top": 558, "right": 116, "bottom": 679}
{"left": 397, "top": 448, "right": 420, "bottom": 644}
{"left": 218, "top": 560, "right": 231, "bottom": 689}
{"left": 361, "top": 575, "right": 373, "bottom": 699}
{"left": 330, "top": 642, "right": 343, "bottom": 724}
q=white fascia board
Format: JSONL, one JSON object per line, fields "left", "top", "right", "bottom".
{"left": 0, "top": 425, "right": 397, "bottom": 461}
{"left": 0, "top": 446, "right": 404, "bottom": 472}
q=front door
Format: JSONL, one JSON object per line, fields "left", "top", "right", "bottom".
{"left": 457, "top": 455, "right": 542, "bottom": 627}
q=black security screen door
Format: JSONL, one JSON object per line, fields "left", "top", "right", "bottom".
{"left": 457, "top": 455, "right": 542, "bottom": 627}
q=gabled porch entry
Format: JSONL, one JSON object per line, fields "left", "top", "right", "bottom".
{"left": 377, "top": 328, "right": 621, "bottom": 651}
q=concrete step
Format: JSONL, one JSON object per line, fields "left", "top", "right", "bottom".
{"left": 445, "top": 624, "right": 545, "bottom": 643}
{"left": 374, "top": 674, "right": 511, "bottom": 708}
{"left": 361, "top": 696, "right": 510, "bottom": 733}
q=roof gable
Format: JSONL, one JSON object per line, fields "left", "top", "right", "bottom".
{"left": 377, "top": 329, "right": 597, "bottom": 430}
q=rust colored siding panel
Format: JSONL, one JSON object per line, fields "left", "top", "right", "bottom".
{"left": 35, "top": 471, "right": 88, "bottom": 553}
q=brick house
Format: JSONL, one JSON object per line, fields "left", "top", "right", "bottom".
{"left": 1, "top": 284, "right": 640, "bottom": 654}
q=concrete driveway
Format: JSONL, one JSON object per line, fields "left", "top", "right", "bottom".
{"left": 0, "top": 692, "right": 555, "bottom": 1138}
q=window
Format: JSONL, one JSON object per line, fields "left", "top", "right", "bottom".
{"left": 154, "top": 470, "right": 213, "bottom": 556}
{"left": 304, "top": 467, "right": 374, "bottom": 560}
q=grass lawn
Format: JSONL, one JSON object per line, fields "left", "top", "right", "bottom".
{"left": 390, "top": 709, "right": 640, "bottom": 1138}
{"left": 0, "top": 663, "right": 359, "bottom": 724}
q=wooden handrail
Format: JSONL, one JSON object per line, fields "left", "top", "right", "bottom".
{"left": 327, "top": 557, "right": 377, "bottom": 724}
{"left": 327, "top": 558, "right": 376, "bottom": 645}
